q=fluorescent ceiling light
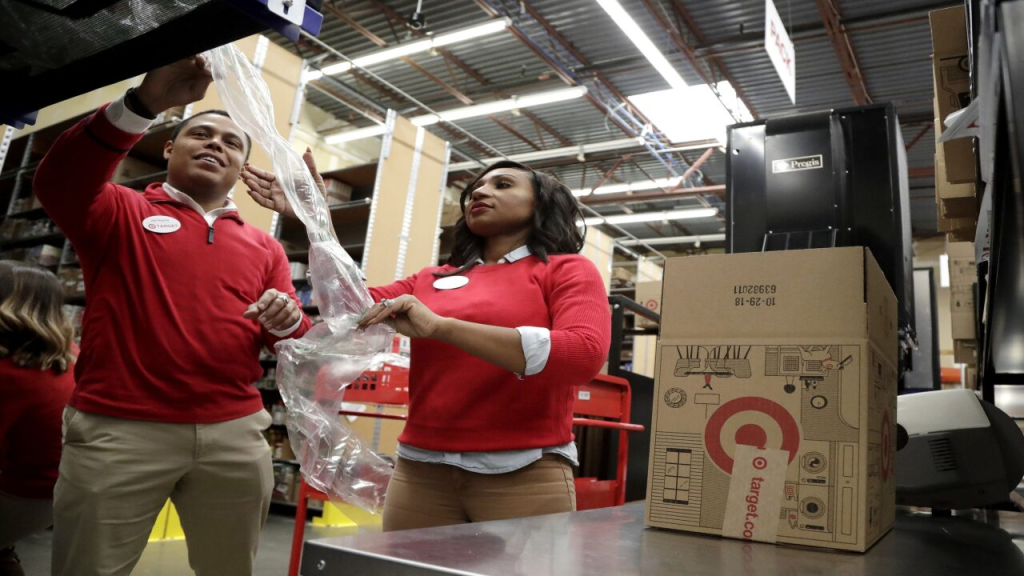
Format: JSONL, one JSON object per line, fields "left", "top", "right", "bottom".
{"left": 629, "top": 82, "right": 752, "bottom": 146}
{"left": 587, "top": 208, "right": 719, "bottom": 226}
{"left": 619, "top": 234, "right": 726, "bottom": 246}
{"left": 325, "top": 86, "right": 588, "bottom": 145}
{"left": 309, "top": 18, "right": 511, "bottom": 80}
{"left": 595, "top": 0, "right": 687, "bottom": 90}
{"left": 573, "top": 176, "right": 683, "bottom": 197}
{"left": 940, "top": 254, "right": 950, "bottom": 287}
{"left": 449, "top": 137, "right": 644, "bottom": 172}
{"left": 415, "top": 87, "right": 588, "bottom": 126}
{"left": 324, "top": 125, "right": 387, "bottom": 144}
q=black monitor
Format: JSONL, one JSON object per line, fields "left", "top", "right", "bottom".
{"left": 725, "top": 103, "right": 915, "bottom": 358}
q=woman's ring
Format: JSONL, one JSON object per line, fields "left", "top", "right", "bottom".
{"left": 382, "top": 298, "right": 394, "bottom": 308}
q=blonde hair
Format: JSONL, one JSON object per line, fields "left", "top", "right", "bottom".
{"left": 0, "top": 260, "right": 75, "bottom": 373}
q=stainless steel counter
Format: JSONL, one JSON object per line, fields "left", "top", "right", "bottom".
{"left": 301, "top": 503, "right": 1024, "bottom": 575}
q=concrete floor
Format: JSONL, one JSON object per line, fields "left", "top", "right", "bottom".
{"left": 13, "top": 511, "right": 363, "bottom": 575}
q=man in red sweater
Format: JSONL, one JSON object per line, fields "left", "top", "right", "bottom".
{"left": 33, "top": 56, "right": 311, "bottom": 575}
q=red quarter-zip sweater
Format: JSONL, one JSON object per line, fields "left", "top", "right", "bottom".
{"left": 370, "top": 255, "right": 611, "bottom": 451}
{"left": 33, "top": 106, "right": 311, "bottom": 423}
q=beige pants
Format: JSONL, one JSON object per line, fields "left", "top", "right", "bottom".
{"left": 382, "top": 454, "right": 576, "bottom": 532}
{"left": 0, "top": 489, "right": 53, "bottom": 548}
{"left": 52, "top": 407, "right": 273, "bottom": 576}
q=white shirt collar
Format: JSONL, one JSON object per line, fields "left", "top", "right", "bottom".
{"left": 474, "top": 244, "right": 532, "bottom": 265}
{"left": 162, "top": 183, "right": 237, "bottom": 226}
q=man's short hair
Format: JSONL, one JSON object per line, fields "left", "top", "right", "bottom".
{"left": 169, "top": 110, "right": 252, "bottom": 161}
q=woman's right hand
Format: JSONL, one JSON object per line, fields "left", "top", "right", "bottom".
{"left": 241, "top": 148, "right": 326, "bottom": 219}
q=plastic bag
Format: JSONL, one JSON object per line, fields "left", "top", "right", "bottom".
{"left": 206, "top": 43, "right": 396, "bottom": 512}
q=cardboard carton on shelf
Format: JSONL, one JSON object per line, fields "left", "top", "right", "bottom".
{"left": 934, "top": 134, "right": 977, "bottom": 216}
{"left": 950, "top": 285, "right": 976, "bottom": 340}
{"left": 634, "top": 280, "right": 662, "bottom": 330}
{"left": 930, "top": 6, "right": 976, "bottom": 185}
{"left": 112, "top": 155, "right": 162, "bottom": 185}
{"left": 440, "top": 201, "right": 463, "bottom": 227}
{"left": 947, "top": 227, "right": 976, "bottom": 243}
{"left": 645, "top": 247, "right": 897, "bottom": 553}
{"left": 954, "top": 339, "right": 978, "bottom": 366}
{"left": 323, "top": 178, "right": 354, "bottom": 205}
{"left": 611, "top": 266, "right": 633, "bottom": 287}
{"left": 58, "top": 268, "right": 85, "bottom": 296}
{"left": 946, "top": 241, "right": 977, "bottom": 288}
{"left": 936, "top": 201, "right": 975, "bottom": 236}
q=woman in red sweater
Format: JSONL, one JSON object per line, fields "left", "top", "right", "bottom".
{"left": 244, "top": 156, "right": 611, "bottom": 531}
{"left": 0, "top": 261, "right": 76, "bottom": 572}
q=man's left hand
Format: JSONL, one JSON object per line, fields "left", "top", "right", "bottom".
{"left": 244, "top": 289, "right": 301, "bottom": 333}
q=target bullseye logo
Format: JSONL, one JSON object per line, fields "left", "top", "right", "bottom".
{"left": 705, "top": 397, "right": 800, "bottom": 474}
{"left": 752, "top": 456, "right": 768, "bottom": 470}
{"left": 880, "top": 409, "right": 893, "bottom": 481}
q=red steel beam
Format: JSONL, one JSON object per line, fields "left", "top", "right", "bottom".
{"left": 908, "top": 166, "right": 935, "bottom": 178}
{"left": 905, "top": 123, "right": 933, "bottom": 151}
{"left": 815, "top": 0, "right": 872, "bottom": 105}
{"left": 653, "top": 0, "right": 760, "bottom": 119}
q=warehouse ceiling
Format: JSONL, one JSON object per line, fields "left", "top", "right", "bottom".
{"left": 268, "top": 0, "right": 951, "bottom": 256}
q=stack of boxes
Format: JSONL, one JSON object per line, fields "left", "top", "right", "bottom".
{"left": 947, "top": 241, "right": 979, "bottom": 388}
{"left": 930, "top": 6, "right": 979, "bottom": 242}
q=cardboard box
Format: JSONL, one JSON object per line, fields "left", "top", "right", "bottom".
{"left": 930, "top": 6, "right": 976, "bottom": 184}
{"left": 635, "top": 280, "right": 662, "bottom": 329}
{"left": 946, "top": 242, "right": 976, "bottom": 288}
{"left": 611, "top": 266, "right": 633, "bottom": 287}
{"left": 645, "top": 247, "right": 897, "bottom": 552}
{"left": 936, "top": 201, "right": 975, "bottom": 234}
{"left": 440, "top": 201, "right": 462, "bottom": 227}
{"left": 954, "top": 339, "right": 978, "bottom": 366}
{"left": 947, "top": 228, "right": 976, "bottom": 242}
{"left": 112, "top": 156, "right": 161, "bottom": 185}
{"left": 950, "top": 286, "right": 976, "bottom": 340}
{"left": 934, "top": 140, "right": 977, "bottom": 214}
{"left": 58, "top": 268, "right": 85, "bottom": 296}
{"left": 323, "top": 178, "right": 354, "bottom": 204}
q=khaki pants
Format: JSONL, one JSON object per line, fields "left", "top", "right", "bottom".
{"left": 0, "top": 490, "right": 53, "bottom": 548}
{"left": 382, "top": 454, "right": 576, "bottom": 532}
{"left": 52, "top": 407, "right": 273, "bottom": 576}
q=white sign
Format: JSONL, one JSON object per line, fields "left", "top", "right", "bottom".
{"left": 722, "top": 445, "right": 788, "bottom": 543}
{"left": 765, "top": 0, "right": 796, "bottom": 104}
{"left": 772, "top": 154, "right": 824, "bottom": 173}
{"left": 142, "top": 215, "right": 181, "bottom": 234}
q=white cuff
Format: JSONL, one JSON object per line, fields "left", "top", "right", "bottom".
{"left": 268, "top": 314, "right": 304, "bottom": 338}
{"left": 515, "top": 326, "right": 551, "bottom": 378}
{"left": 105, "top": 95, "right": 156, "bottom": 135}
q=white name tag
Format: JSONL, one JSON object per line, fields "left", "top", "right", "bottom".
{"left": 722, "top": 445, "right": 788, "bottom": 543}
{"left": 433, "top": 275, "right": 469, "bottom": 290}
{"left": 142, "top": 215, "right": 181, "bottom": 234}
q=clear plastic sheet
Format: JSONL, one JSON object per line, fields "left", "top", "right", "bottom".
{"left": 206, "top": 44, "right": 397, "bottom": 512}
{"left": 0, "top": 1, "right": 204, "bottom": 72}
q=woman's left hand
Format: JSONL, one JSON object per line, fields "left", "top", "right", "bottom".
{"left": 358, "top": 295, "right": 447, "bottom": 339}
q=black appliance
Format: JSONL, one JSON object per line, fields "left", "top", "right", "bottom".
{"left": 725, "top": 103, "right": 915, "bottom": 372}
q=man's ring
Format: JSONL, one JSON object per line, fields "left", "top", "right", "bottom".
{"left": 276, "top": 294, "right": 289, "bottom": 304}
{"left": 382, "top": 298, "right": 394, "bottom": 308}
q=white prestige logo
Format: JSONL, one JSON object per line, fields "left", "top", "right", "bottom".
{"left": 772, "top": 154, "right": 824, "bottom": 173}
{"left": 142, "top": 215, "right": 182, "bottom": 234}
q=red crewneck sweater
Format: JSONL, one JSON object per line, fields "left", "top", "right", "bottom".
{"left": 370, "top": 255, "right": 610, "bottom": 452}
{"left": 0, "top": 358, "right": 75, "bottom": 499}
{"left": 33, "top": 106, "right": 311, "bottom": 423}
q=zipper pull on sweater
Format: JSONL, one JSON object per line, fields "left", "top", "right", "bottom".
{"left": 207, "top": 226, "right": 215, "bottom": 244}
